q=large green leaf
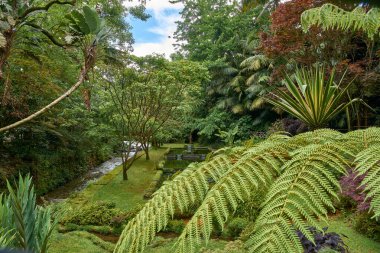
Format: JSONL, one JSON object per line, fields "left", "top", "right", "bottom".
{"left": 71, "top": 10, "right": 90, "bottom": 34}
{"left": 83, "top": 6, "right": 100, "bottom": 34}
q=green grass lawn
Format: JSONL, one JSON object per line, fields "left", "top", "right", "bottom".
{"left": 68, "top": 147, "right": 170, "bottom": 211}
{"left": 50, "top": 233, "right": 229, "bottom": 253}
{"left": 324, "top": 215, "right": 380, "bottom": 253}
{"left": 50, "top": 231, "right": 113, "bottom": 253}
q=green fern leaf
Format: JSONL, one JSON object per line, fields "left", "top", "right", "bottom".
{"left": 301, "top": 4, "right": 380, "bottom": 40}
{"left": 248, "top": 142, "right": 353, "bottom": 253}
{"left": 114, "top": 149, "right": 241, "bottom": 253}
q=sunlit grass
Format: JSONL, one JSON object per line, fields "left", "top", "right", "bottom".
{"left": 50, "top": 231, "right": 113, "bottom": 253}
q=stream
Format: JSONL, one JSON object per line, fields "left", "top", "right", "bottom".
{"left": 41, "top": 153, "right": 135, "bottom": 202}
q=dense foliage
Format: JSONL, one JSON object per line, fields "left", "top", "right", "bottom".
{"left": 0, "top": 0, "right": 144, "bottom": 193}
{"left": 1, "top": 0, "right": 380, "bottom": 252}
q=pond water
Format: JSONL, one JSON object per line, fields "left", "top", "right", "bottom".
{"left": 41, "top": 152, "right": 135, "bottom": 202}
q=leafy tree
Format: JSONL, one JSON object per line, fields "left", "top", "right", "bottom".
{"left": 0, "top": 6, "right": 107, "bottom": 132}
{"left": 173, "top": 0, "right": 277, "bottom": 140}
{"left": 0, "top": 0, "right": 76, "bottom": 80}
{"left": 103, "top": 57, "right": 207, "bottom": 179}
{"left": 115, "top": 127, "right": 380, "bottom": 253}
{"left": 0, "top": 1, "right": 141, "bottom": 193}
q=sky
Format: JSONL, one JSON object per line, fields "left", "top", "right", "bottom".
{"left": 124, "top": 0, "right": 184, "bottom": 58}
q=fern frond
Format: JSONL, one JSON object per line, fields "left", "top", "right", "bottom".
{"left": 248, "top": 142, "right": 354, "bottom": 253}
{"left": 301, "top": 4, "right": 380, "bottom": 39}
{"left": 114, "top": 149, "right": 242, "bottom": 253}
{"left": 344, "top": 127, "right": 380, "bottom": 147}
{"left": 174, "top": 138, "right": 294, "bottom": 253}
{"left": 115, "top": 128, "right": 380, "bottom": 253}
{"left": 355, "top": 144, "right": 380, "bottom": 218}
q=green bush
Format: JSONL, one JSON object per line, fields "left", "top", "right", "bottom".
{"left": 222, "top": 218, "right": 249, "bottom": 239}
{"left": 163, "top": 220, "right": 186, "bottom": 234}
{"left": 60, "top": 200, "right": 122, "bottom": 226}
{"left": 58, "top": 223, "right": 80, "bottom": 232}
{"left": 353, "top": 212, "right": 380, "bottom": 241}
{"left": 144, "top": 170, "right": 164, "bottom": 199}
{"left": 58, "top": 223, "right": 113, "bottom": 235}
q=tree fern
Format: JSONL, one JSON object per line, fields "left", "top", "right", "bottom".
{"left": 355, "top": 144, "right": 380, "bottom": 218}
{"left": 115, "top": 128, "right": 380, "bottom": 253}
{"left": 301, "top": 4, "right": 380, "bottom": 40}
{"left": 114, "top": 147, "right": 243, "bottom": 253}
{"left": 174, "top": 138, "right": 293, "bottom": 252}
{"left": 248, "top": 142, "right": 354, "bottom": 252}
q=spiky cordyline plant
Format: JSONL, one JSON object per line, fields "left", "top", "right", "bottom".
{"left": 114, "top": 127, "right": 380, "bottom": 253}
{"left": 267, "top": 66, "right": 359, "bottom": 130}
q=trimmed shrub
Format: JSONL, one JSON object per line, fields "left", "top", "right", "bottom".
{"left": 143, "top": 170, "right": 164, "bottom": 199}
{"left": 60, "top": 201, "right": 121, "bottom": 226}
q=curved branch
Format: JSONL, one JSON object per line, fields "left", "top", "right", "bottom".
{"left": 0, "top": 66, "right": 88, "bottom": 132}
{"left": 20, "top": 0, "right": 76, "bottom": 20}
{"left": 24, "top": 23, "right": 68, "bottom": 47}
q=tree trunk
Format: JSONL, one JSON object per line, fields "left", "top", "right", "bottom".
{"left": 0, "top": 30, "right": 15, "bottom": 81}
{"left": 144, "top": 148, "right": 150, "bottom": 160}
{"left": 1, "top": 31, "right": 15, "bottom": 105}
{"left": 189, "top": 130, "right": 193, "bottom": 144}
{"left": 122, "top": 151, "right": 139, "bottom": 181}
{"left": 122, "top": 161, "right": 128, "bottom": 180}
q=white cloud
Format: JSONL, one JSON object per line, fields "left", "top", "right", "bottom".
{"left": 124, "top": 0, "right": 183, "bottom": 58}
